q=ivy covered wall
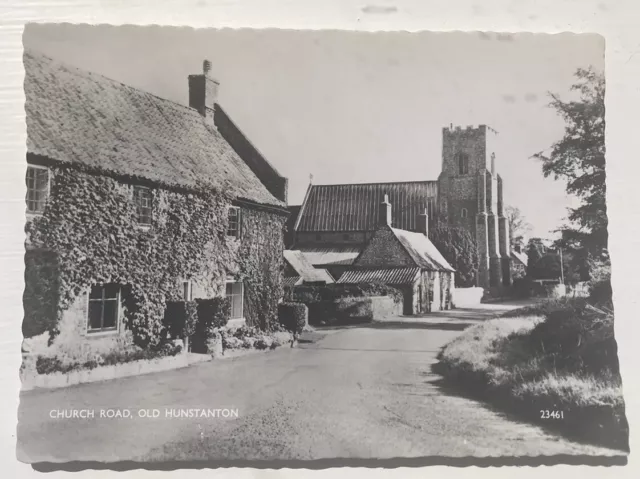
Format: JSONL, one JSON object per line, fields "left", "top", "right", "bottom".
{"left": 25, "top": 165, "right": 287, "bottom": 347}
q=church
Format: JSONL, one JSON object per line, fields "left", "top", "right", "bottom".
{"left": 287, "top": 124, "right": 511, "bottom": 293}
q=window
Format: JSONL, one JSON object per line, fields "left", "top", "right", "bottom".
{"left": 227, "top": 206, "right": 241, "bottom": 238}
{"left": 461, "top": 208, "right": 468, "bottom": 218}
{"left": 183, "top": 281, "right": 193, "bottom": 301}
{"left": 456, "top": 152, "right": 469, "bottom": 175}
{"left": 26, "top": 165, "right": 50, "bottom": 214}
{"left": 88, "top": 284, "right": 120, "bottom": 332}
{"left": 133, "top": 186, "right": 153, "bottom": 225}
{"left": 225, "top": 281, "right": 244, "bottom": 319}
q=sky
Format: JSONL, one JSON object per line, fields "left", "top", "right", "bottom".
{"left": 23, "top": 25, "right": 604, "bottom": 239}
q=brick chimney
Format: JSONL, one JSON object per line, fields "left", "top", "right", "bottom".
{"left": 188, "top": 59, "right": 219, "bottom": 120}
{"left": 417, "top": 208, "right": 429, "bottom": 236}
{"left": 379, "top": 194, "right": 392, "bottom": 227}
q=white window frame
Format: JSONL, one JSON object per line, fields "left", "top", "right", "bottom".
{"left": 226, "top": 206, "right": 241, "bottom": 238}
{"left": 182, "top": 280, "right": 193, "bottom": 301}
{"left": 86, "top": 284, "right": 121, "bottom": 334}
{"left": 26, "top": 165, "right": 51, "bottom": 216}
{"left": 225, "top": 279, "right": 244, "bottom": 321}
{"left": 133, "top": 185, "right": 153, "bottom": 227}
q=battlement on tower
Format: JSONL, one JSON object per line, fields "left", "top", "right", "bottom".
{"left": 442, "top": 124, "right": 498, "bottom": 135}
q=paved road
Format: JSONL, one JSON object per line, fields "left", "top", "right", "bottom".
{"left": 18, "top": 302, "right": 622, "bottom": 463}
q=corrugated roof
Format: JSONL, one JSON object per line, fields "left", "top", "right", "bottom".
{"left": 283, "top": 250, "right": 335, "bottom": 283}
{"left": 337, "top": 267, "right": 420, "bottom": 285}
{"left": 297, "top": 246, "right": 362, "bottom": 266}
{"left": 296, "top": 181, "right": 437, "bottom": 232}
{"left": 282, "top": 276, "right": 302, "bottom": 287}
{"left": 389, "top": 227, "right": 455, "bottom": 272}
{"left": 24, "top": 50, "right": 284, "bottom": 207}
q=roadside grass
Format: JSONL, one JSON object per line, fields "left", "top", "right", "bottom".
{"left": 434, "top": 298, "right": 629, "bottom": 452}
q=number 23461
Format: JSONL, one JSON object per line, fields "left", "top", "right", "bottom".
{"left": 540, "top": 410, "right": 564, "bottom": 419}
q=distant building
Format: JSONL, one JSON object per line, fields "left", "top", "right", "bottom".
{"left": 289, "top": 125, "right": 511, "bottom": 293}
{"left": 510, "top": 247, "right": 528, "bottom": 279}
{"left": 283, "top": 250, "right": 334, "bottom": 287}
{"left": 337, "top": 196, "right": 455, "bottom": 314}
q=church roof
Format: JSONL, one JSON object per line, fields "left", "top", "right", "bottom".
{"left": 24, "top": 50, "right": 284, "bottom": 207}
{"left": 295, "top": 181, "right": 438, "bottom": 232}
{"left": 389, "top": 227, "right": 455, "bottom": 272}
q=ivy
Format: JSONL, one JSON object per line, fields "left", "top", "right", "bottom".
{"left": 25, "top": 166, "right": 286, "bottom": 346}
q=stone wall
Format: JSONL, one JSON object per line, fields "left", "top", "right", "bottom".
{"left": 354, "top": 227, "right": 415, "bottom": 268}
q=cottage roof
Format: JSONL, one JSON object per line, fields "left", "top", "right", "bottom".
{"left": 296, "top": 246, "right": 362, "bottom": 266}
{"left": 24, "top": 50, "right": 284, "bottom": 207}
{"left": 283, "top": 250, "right": 335, "bottom": 283}
{"left": 511, "top": 250, "right": 528, "bottom": 266}
{"left": 337, "top": 267, "right": 420, "bottom": 285}
{"left": 296, "top": 181, "right": 437, "bottom": 232}
{"left": 388, "top": 227, "right": 455, "bottom": 272}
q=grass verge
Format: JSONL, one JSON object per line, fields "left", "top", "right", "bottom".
{"left": 433, "top": 297, "right": 629, "bottom": 452}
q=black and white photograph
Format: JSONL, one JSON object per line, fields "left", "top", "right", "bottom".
{"left": 15, "top": 23, "right": 628, "bottom": 466}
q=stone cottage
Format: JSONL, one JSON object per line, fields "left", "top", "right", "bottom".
{"left": 290, "top": 125, "right": 511, "bottom": 294}
{"left": 337, "top": 196, "right": 455, "bottom": 315}
{"left": 23, "top": 50, "right": 289, "bottom": 355}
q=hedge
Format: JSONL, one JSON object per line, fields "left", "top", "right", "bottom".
{"left": 278, "top": 302, "right": 308, "bottom": 335}
{"left": 192, "top": 297, "right": 231, "bottom": 353}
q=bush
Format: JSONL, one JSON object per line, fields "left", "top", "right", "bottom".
{"left": 278, "top": 302, "right": 308, "bottom": 334}
{"left": 35, "top": 341, "right": 182, "bottom": 375}
{"left": 589, "top": 279, "right": 612, "bottom": 306}
{"left": 289, "top": 282, "right": 402, "bottom": 304}
{"left": 163, "top": 300, "right": 198, "bottom": 340}
{"left": 191, "top": 297, "right": 231, "bottom": 353}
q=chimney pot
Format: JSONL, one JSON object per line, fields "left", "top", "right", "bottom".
{"left": 188, "top": 60, "right": 220, "bottom": 120}
{"left": 379, "top": 193, "right": 392, "bottom": 227}
{"left": 417, "top": 208, "right": 429, "bottom": 236}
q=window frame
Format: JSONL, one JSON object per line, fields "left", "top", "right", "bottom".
{"left": 182, "top": 280, "right": 193, "bottom": 301}
{"left": 25, "top": 165, "right": 51, "bottom": 215}
{"left": 86, "top": 284, "right": 121, "bottom": 334}
{"left": 226, "top": 206, "right": 241, "bottom": 238}
{"left": 456, "top": 152, "right": 470, "bottom": 175}
{"left": 225, "top": 280, "right": 244, "bottom": 320}
{"left": 133, "top": 185, "right": 154, "bottom": 227}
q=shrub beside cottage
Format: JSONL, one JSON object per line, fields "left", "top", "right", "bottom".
{"left": 22, "top": 51, "right": 290, "bottom": 373}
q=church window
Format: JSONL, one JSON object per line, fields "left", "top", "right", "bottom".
{"left": 456, "top": 152, "right": 470, "bottom": 175}
{"left": 461, "top": 208, "right": 468, "bottom": 218}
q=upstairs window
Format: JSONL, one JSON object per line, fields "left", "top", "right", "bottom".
{"left": 456, "top": 152, "right": 470, "bottom": 175}
{"left": 182, "top": 280, "right": 193, "bottom": 301}
{"left": 26, "top": 165, "right": 50, "bottom": 214}
{"left": 133, "top": 186, "right": 153, "bottom": 226}
{"left": 227, "top": 206, "right": 241, "bottom": 238}
{"left": 88, "top": 284, "right": 120, "bottom": 333}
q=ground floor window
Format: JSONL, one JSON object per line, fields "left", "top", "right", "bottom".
{"left": 225, "top": 281, "right": 244, "bottom": 319}
{"left": 88, "top": 284, "right": 120, "bottom": 332}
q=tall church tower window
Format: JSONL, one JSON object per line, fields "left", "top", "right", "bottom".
{"left": 461, "top": 207, "right": 468, "bottom": 218}
{"left": 456, "top": 152, "right": 469, "bottom": 175}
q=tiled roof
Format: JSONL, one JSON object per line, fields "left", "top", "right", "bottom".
{"left": 24, "top": 50, "right": 284, "bottom": 207}
{"left": 389, "top": 227, "right": 455, "bottom": 272}
{"left": 296, "top": 181, "right": 437, "bottom": 232}
{"left": 337, "top": 267, "right": 420, "bottom": 285}
{"left": 297, "top": 246, "right": 362, "bottom": 266}
{"left": 283, "top": 250, "right": 335, "bottom": 283}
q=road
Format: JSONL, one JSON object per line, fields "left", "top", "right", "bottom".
{"left": 17, "top": 302, "right": 622, "bottom": 463}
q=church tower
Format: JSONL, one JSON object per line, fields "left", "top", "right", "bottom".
{"left": 437, "top": 125, "right": 511, "bottom": 292}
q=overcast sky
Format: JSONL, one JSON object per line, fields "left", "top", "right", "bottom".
{"left": 24, "top": 24, "right": 604, "bottom": 239}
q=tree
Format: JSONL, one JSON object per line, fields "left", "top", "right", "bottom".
{"left": 526, "top": 238, "right": 545, "bottom": 278}
{"left": 532, "top": 68, "right": 607, "bottom": 258}
{"left": 429, "top": 221, "right": 478, "bottom": 288}
{"left": 505, "top": 205, "right": 532, "bottom": 252}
